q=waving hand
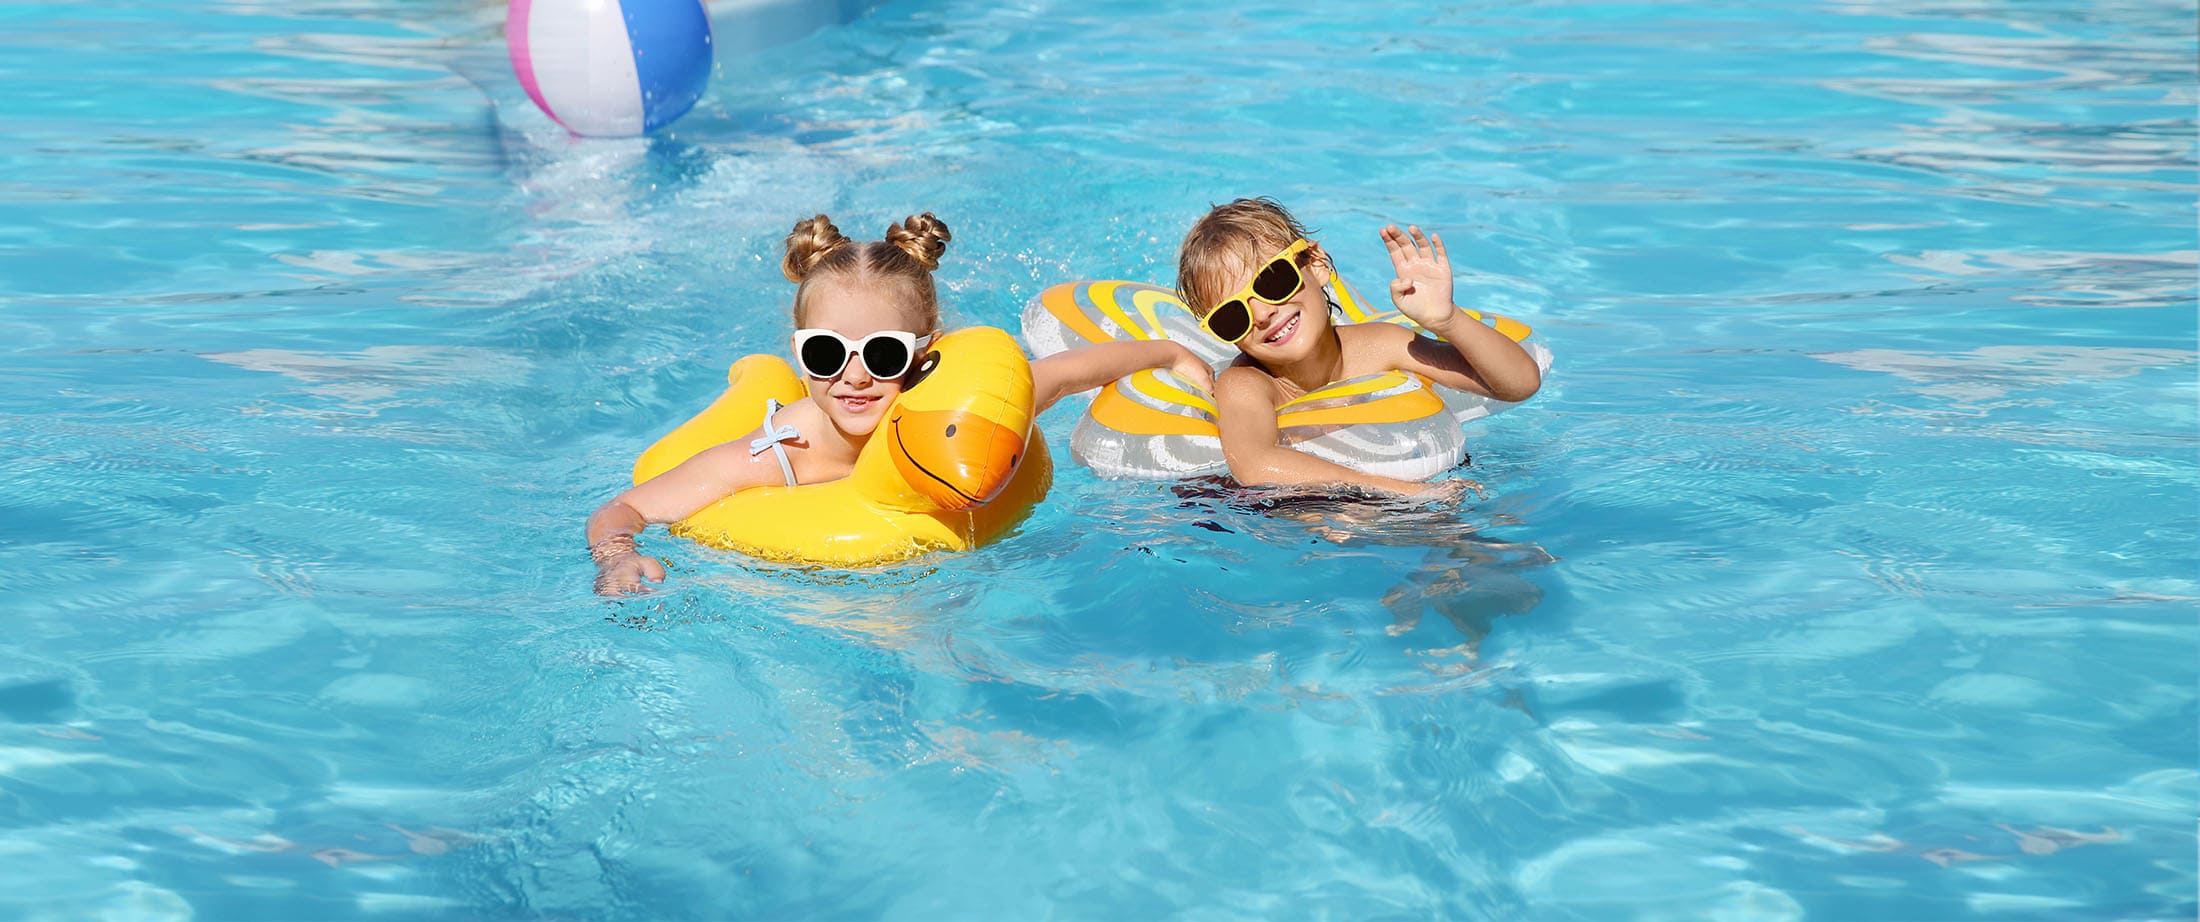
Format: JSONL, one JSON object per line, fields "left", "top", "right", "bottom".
{"left": 1381, "top": 224, "right": 1459, "bottom": 332}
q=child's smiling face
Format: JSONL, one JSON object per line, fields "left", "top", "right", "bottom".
{"left": 794, "top": 277, "right": 934, "bottom": 438}
{"left": 1210, "top": 242, "right": 1335, "bottom": 367}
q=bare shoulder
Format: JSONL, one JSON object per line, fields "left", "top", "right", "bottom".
{"left": 771, "top": 396, "right": 828, "bottom": 434}
{"left": 1338, "top": 321, "right": 1416, "bottom": 347}
{"left": 1337, "top": 321, "right": 1418, "bottom": 375}
{"left": 1213, "top": 363, "right": 1283, "bottom": 408}
{"left": 697, "top": 397, "right": 822, "bottom": 474}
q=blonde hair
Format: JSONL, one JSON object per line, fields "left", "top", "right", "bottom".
{"left": 1175, "top": 197, "right": 1317, "bottom": 316}
{"left": 781, "top": 212, "right": 952, "bottom": 331}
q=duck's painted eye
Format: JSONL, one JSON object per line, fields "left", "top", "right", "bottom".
{"left": 903, "top": 351, "right": 941, "bottom": 389}
{"left": 944, "top": 423, "right": 957, "bottom": 437}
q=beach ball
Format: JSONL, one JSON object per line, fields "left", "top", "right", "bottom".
{"left": 507, "top": 0, "right": 713, "bottom": 137}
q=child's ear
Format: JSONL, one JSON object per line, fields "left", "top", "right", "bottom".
{"left": 1307, "top": 244, "right": 1335, "bottom": 286}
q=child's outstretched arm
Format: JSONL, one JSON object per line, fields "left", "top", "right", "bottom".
{"left": 1213, "top": 365, "right": 1453, "bottom": 497}
{"left": 1379, "top": 224, "right": 1542, "bottom": 402}
{"left": 584, "top": 437, "right": 784, "bottom": 595}
{"left": 1030, "top": 338, "right": 1213, "bottom": 414}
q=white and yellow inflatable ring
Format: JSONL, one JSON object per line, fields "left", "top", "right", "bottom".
{"left": 1020, "top": 278, "right": 1552, "bottom": 482}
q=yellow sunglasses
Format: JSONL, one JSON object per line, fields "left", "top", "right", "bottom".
{"left": 1200, "top": 238, "right": 1311, "bottom": 344}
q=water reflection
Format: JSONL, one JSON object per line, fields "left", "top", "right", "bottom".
{"left": 202, "top": 344, "right": 531, "bottom": 409}
{"left": 1820, "top": 0, "right": 2195, "bottom": 206}
{"left": 1882, "top": 248, "right": 2196, "bottom": 308}
{"left": 1811, "top": 344, "right": 2194, "bottom": 407}
{"left": 1167, "top": 478, "right": 1556, "bottom": 655}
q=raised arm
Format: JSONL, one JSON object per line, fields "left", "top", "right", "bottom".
{"left": 1212, "top": 365, "right": 1431, "bottom": 495}
{"left": 584, "top": 435, "right": 782, "bottom": 595}
{"left": 1380, "top": 224, "right": 1542, "bottom": 402}
{"left": 1030, "top": 338, "right": 1213, "bottom": 414}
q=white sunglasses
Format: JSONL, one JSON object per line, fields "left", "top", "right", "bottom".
{"left": 791, "top": 328, "right": 925, "bottom": 380}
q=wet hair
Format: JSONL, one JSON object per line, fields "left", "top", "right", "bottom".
{"left": 781, "top": 212, "right": 951, "bottom": 331}
{"left": 1175, "top": 197, "right": 1318, "bottom": 317}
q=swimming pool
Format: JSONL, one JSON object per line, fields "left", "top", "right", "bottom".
{"left": 3, "top": 0, "right": 2193, "bottom": 917}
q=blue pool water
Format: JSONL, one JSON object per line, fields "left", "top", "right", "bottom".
{"left": 3, "top": 0, "right": 2195, "bottom": 918}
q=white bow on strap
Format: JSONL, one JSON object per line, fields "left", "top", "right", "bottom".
{"left": 747, "top": 398, "right": 802, "bottom": 487}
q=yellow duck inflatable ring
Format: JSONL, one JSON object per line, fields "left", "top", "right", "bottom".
{"left": 632, "top": 326, "right": 1053, "bottom": 567}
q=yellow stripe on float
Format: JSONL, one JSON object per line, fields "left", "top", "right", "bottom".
{"left": 1040, "top": 283, "right": 1113, "bottom": 347}
{"left": 1127, "top": 368, "right": 1217, "bottom": 415}
{"left": 1438, "top": 308, "right": 1536, "bottom": 343}
{"left": 1087, "top": 281, "right": 1153, "bottom": 341}
{"left": 1278, "top": 384, "right": 1446, "bottom": 430}
{"left": 1281, "top": 371, "right": 1415, "bottom": 406}
{"left": 1088, "top": 381, "right": 1218, "bottom": 438}
{"left": 1129, "top": 285, "right": 1188, "bottom": 340}
{"left": 1360, "top": 306, "right": 1534, "bottom": 343}
{"left": 1332, "top": 275, "right": 1377, "bottom": 323}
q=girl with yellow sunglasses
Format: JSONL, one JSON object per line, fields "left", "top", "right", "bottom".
{"left": 1174, "top": 197, "right": 1544, "bottom": 497}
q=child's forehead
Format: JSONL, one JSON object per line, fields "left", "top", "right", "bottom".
{"left": 1244, "top": 221, "right": 1309, "bottom": 252}
{"left": 1205, "top": 232, "right": 1301, "bottom": 278}
{"left": 802, "top": 276, "right": 927, "bottom": 330}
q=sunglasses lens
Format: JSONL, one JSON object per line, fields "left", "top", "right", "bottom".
{"left": 798, "top": 335, "right": 850, "bottom": 378}
{"left": 1249, "top": 257, "right": 1301, "bottom": 303}
{"left": 1207, "top": 300, "right": 1253, "bottom": 343}
{"left": 861, "top": 335, "right": 913, "bottom": 378}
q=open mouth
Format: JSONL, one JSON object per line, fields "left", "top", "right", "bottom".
{"left": 1261, "top": 312, "right": 1300, "bottom": 347}
{"left": 835, "top": 394, "right": 881, "bottom": 413}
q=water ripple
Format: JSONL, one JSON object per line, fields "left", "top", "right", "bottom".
{"left": 2, "top": 0, "right": 2193, "bottom": 918}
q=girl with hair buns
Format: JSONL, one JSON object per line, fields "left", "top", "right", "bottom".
{"left": 586, "top": 212, "right": 1211, "bottom": 594}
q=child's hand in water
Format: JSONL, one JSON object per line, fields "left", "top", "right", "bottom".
{"left": 1381, "top": 224, "right": 1461, "bottom": 333}
{"left": 1415, "top": 477, "right": 1488, "bottom": 506}
{"left": 591, "top": 539, "right": 666, "bottom": 596}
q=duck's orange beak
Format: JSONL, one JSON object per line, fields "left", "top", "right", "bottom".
{"left": 888, "top": 406, "right": 1028, "bottom": 510}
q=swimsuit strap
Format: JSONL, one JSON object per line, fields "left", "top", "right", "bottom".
{"left": 748, "top": 398, "right": 801, "bottom": 487}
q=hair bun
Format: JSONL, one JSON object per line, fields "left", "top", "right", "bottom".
{"left": 884, "top": 212, "right": 951, "bottom": 272}
{"left": 783, "top": 214, "right": 854, "bottom": 283}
